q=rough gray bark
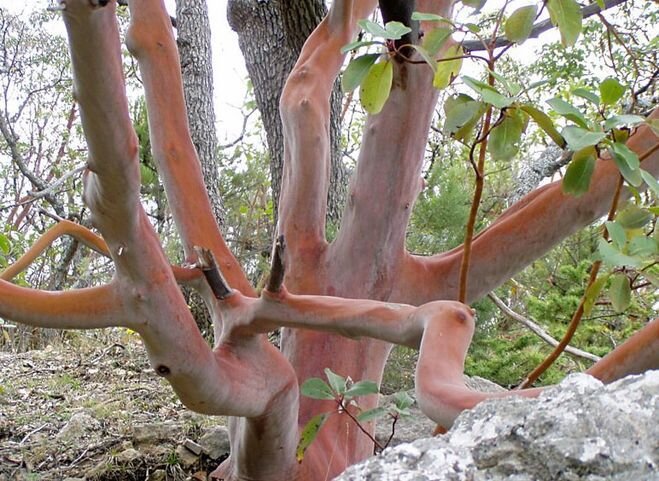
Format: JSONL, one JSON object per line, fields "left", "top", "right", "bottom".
{"left": 227, "top": 0, "right": 347, "bottom": 225}
{"left": 509, "top": 145, "right": 567, "bottom": 204}
{"left": 176, "top": 0, "right": 225, "bottom": 228}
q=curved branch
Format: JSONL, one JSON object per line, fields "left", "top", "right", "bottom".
{"left": 1, "top": 220, "right": 108, "bottom": 281}
{"left": 489, "top": 292, "right": 601, "bottom": 362}
{"left": 0, "top": 281, "right": 125, "bottom": 329}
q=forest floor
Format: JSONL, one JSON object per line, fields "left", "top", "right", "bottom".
{"left": 0, "top": 336, "right": 434, "bottom": 481}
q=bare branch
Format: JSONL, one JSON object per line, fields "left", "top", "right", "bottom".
{"left": 489, "top": 292, "right": 601, "bottom": 363}
{"left": 194, "top": 246, "right": 233, "bottom": 300}
{"left": 266, "top": 235, "right": 286, "bottom": 293}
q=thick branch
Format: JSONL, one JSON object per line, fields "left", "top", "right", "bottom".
{"left": 488, "top": 292, "right": 601, "bottom": 363}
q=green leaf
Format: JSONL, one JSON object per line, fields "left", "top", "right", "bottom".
{"left": 0, "top": 234, "right": 9, "bottom": 255}
{"left": 433, "top": 45, "right": 463, "bottom": 90}
{"left": 488, "top": 108, "right": 526, "bottom": 160}
{"left": 561, "top": 126, "right": 606, "bottom": 151}
{"left": 462, "top": 75, "right": 513, "bottom": 108}
{"left": 583, "top": 274, "right": 608, "bottom": 317}
{"left": 616, "top": 204, "right": 652, "bottom": 229}
{"left": 547, "top": 0, "right": 582, "bottom": 47}
{"left": 422, "top": 27, "right": 452, "bottom": 56}
{"left": 296, "top": 413, "right": 329, "bottom": 462}
{"left": 504, "top": 5, "right": 537, "bottom": 44}
{"left": 384, "top": 21, "right": 412, "bottom": 40}
{"left": 360, "top": 60, "right": 393, "bottom": 114}
{"left": 462, "top": 0, "right": 486, "bottom": 10}
{"left": 572, "top": 88, "right": 600, "bottom": 106}
{"left": 340, "top": 40, "right": 382, "bottom": 54}
{"left": 410, "top": 45, "right": 437, "bottom": 72}
{"left": 605, "top": 221, "right": 626, "bottom": 250}
{"left": 609, "top": 142, "right": 642, "bottom": 187}
{"left": 562, "top": 147, "right": 596, "bottom": 196}
{"left": 358, "top": 19, "right": 389, "bottom": 38}
{"left": 393, "top": 391, "right": 415, "bottom": 410}
{"left": 342, "top": 54, "right": 380, "bottom": 92}
{"left": 520, "top": 104, "right": 565, "bottom": 147}
{"left": 640, "top": 169, "right": 659, "bottom": 197}
{"left": 443, "top": 95, "right": 484, "bottom": 140}
{"left": 488, "top": 69, "right": 521, "bottom": 96}
{"left": 597, "top": 238, "right": 641, "bottom": 268}
{"left": 599, "top": 77, "right": 625, "bottom": 106}
{"left": 603, "top": 114, "right": 645, "bottom": 131}
{"left": 608, "top": 273, "right": 631, "bottom": 313}
{"left": 344, "top": 380, "right": 379, "bottom": 398}
{"left": 546, "top": 97, "right": 588, "bottom": 128}
{"left": 140, "top": 164, "right": 156, "bottom": 186}
{"left": 411, "top": 12, "right": 453, "bottom": 24}
{"left": 357, "top": 407, "right": 387, "bottom": 423}
{"left": 627, "top": 236, "right": 657, "bottom": 257}
{"left": 324, "top": 368, "right": 347, "bottom": 395}
{"left": 301, "top": 378, "right": 336, "bottom": 400}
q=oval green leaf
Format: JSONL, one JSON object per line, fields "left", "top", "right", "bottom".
{"left": 562, "top": 147, "right": 596, "bottom": 196}
{"left": 583, "top": 274, "right": 608, "bottom": 317}
{"left": 605, "top": 220, "right": 626, "bottom": 250}
{"left": 599, "top": 77, "right": 625, "bottom": 106}
{"left": 504, "top": 5, "right": 537, "bottom": 44}
{"left": 422, "top": 27, "right": 452, "bottom": 56}
{"left": 356, "top": 407, "right": 387, "bottom": 423}
{"left": 344, "top": 380, "right": 379, "bottom": 398}
{"left": 640, "top": 169, "right": 659, "bottom": 197}
{"left": 616, "top": 204, "right": 652, "bottom": 229}
{"left": 296, "top": 412, "right": 329, "bottom": 462}
{"left": 608, "top": 273, "right": 631, "bottom": 313}
{"left": 561, "top": 126, "right": 606, "bottom": 151}
{"left": 384, "top": 21, "right": 412, "bottom": 40}
{"left": 434, "top": 45, "right": 463, "bottom": 90}
{"left": 488, "top": 108, "right": 526, "bottom": 160}
{"left": 520, "top": 104, "right": 565, "bottom": 148}
{"left": 0, "top": 234, "right": 10, "bottom": 255}
{"left": 342, "top": 54, "right": 380, "bottom": 92}
{"left": 300, "top": 378, "right": 336, "bottom": 400}
{"left": 324, "top": 368, "right": 347, "bottom": 395}
{"left": 462, "top": 75, "right": 512, "bottom": 108}
{"left": 546, "top": 97, "right": 588, "bottom": 128}
{"left": 360, "top": 60, "right": 393, "bottom": 114}
{"left": 547, "top": 0, "right": 582, "bottom": 47}
{"left": 609, "top": 142, "right": 642, "bottom": 187}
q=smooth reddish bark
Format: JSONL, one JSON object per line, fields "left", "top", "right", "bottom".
{"left": 0, "top": 1, "right": 657, "bottom": 480}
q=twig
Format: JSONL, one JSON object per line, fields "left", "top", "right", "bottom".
{"left": 194, "top": 247, "right": 233, "bottom": 299}
{"left": 19, "top": 423, "right": 49, "bottom": 446}
{"left": 488, "top": 292, "right": 601, "bottom": 362}
{"left": 266, "top": 235, "right": 286, "bottom": 293}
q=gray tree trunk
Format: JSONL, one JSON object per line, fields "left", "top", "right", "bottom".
{"left": 227, "top": 0, "right": 347, "bottom": 225}
{"left": 176, "top": 0, "right": 225, "bottom": 228}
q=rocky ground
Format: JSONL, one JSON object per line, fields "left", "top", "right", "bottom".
{"left": 0, "top": 340, "right": 436, "bottom": 481}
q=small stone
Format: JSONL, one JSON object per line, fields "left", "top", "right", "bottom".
{"left": 115, "top": 448, "right": 142, "bottom": 464}
{"left": 56, "top": 412, "right": 100, "bottom": 443}
{"left": 184, "top": 438, "right": 203, "bottom": 456}
{"left": 176, "top": 444, "right": 199, "bottom": 467}
{"left": 147, "top": 469, "right": 167, "bottom": 481}
{"left": 133, "top": 422, "right": 182, "bottom": 444}
{"left": 199, "top": 426, "right": 230, "bottom": 460}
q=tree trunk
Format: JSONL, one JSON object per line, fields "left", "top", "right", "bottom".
{"left": 176, "top": 0, "right": 225, "bottom": 227}
{"left": 227, "top": 0, "right": 347, "bottom": 224}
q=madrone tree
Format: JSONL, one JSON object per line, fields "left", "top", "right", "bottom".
{"left": 1, "top": 0, "right": 658, "bottom": 480}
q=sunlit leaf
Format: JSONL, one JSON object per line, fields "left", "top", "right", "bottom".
{"left": 488, "top": 69, "right": 521, "bottom": 96}
{"left": 384, "top": 21, "right": 412, "bottom": 39}
{"left": 422, "top": 27, "right": 452, "bottom": 56}
{"left": 301, "top": 378, "right": 336, "bottom": 400}
{"left": 360, "top": 60, "right": 393, "bottom": 114}
{"left": 616, "top": 204, "right": 652, "bottom": 229}
{"left": 358, "top": 19, "right": 389, "bottom": 38}
{"left": 572, "top": 88, "right": 599, "bottom": 106}
{"left": 640, "top": 169, "right": 659, "bottom": 197}
{"left": 488, "top": 108, "right": 526, "bottom": 160}
{"left": 547, "top": 0, "right": 582, "bottom": 47}
{"left": 504, "top": 5, "right": 537, "bottom": 44}
{"left": 393, "top": 391, "right": 415, "bottom": 410}
{"left": 561, "top": 126, "right": 606, "bottom": 151}
{"left": 340, "top": 40, "right": 382, "bottom": 54}
{"left": 444, "top": 94, "right": 484, "bottom": 141}
{"left": 296, "top": 413, "right": 329, "bottom": 462}
{"left": 410, "top": 45, "right": 437, "bottom": 72}
{"left": 520, "top": 104, "right": 565, "bottom": 147}
{"left": 0, "top": 234, "right": 9, "bottom": 255}
{"left": 605, "top": 221, "right": 626, "bottom": 250}
{"left": 433, "top": 45, "right": 463, "bottom": 90}
{"left": 324, "top": 368, "right": 347, "bottom": 395}
{"left": 562, "top": 147, "right": 596, "bottom": 196}
{"left": 608, "top": 273, "right": 631, "bottom": 313}
{"left": 609, "top": 142, "right": 642, "bottom": 187}
{"left": 357, "top": 407, "right": 387, "bottom": 423}
{"left": 599, "top": 77, "right": 625, "bottom": 106}
{"left": 344, "top": 380, "right": 379, "bottom": 398}
{"left": 342, "top": 54, "right": 380, "bottom": 92}
{"left": 462, "top": 75, "right": 513, "bottom": 108}
{"left": 597, "top": 238, "right": 641, "bottom": 267}
{"left": 546, "top": 97, "right": 588, "bottom": 128}
{"left": 411, "top": 12, "right": 452, "bottom": 23}
{"left": 583, "top": 274, "right": 608, "bottom": 317}
{"left": 603, "top": 114, "right": 644, "bottom": 131}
